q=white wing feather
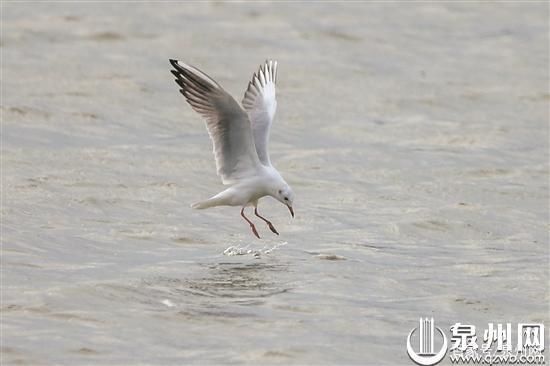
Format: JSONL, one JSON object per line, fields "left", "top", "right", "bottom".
{"left": 170, "top": 59, "right": 261, "bottom": 185}
{"left": 242, "top": 60, "right": 278, "bottom": 166}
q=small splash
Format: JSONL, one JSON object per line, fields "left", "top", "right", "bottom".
{"left": 223, "top": 242, "right": 287, "bottom": 257}
{"left": 161, "top": 299, "right": 176, "bottom": 307}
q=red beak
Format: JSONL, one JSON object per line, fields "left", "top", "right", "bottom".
{"left": 288, "top": 205, "right": 294, "bottom": 218}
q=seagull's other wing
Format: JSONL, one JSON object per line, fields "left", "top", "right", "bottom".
{"left": 242, "top": 60, "right": 278, "bottom": 166}
{"left": 170, "top": 59, "right": 261, "bottom": 184}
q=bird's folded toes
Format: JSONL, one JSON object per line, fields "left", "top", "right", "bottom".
{"left": 250, "top": 225, "right": 261, "bottom": 239}
{"left": 268, "top": 224, "right": 279, "bottom": 235}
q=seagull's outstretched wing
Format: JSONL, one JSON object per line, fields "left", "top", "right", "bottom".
{"left": 170, "top": 59, "right": 261, "bottom": 184}
{"left": 242, "top": 60, "right": 278, "bottom": 166}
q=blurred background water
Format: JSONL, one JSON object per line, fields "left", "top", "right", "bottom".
{"left": 2, "top": 2, "right": 548, "bottom": 365}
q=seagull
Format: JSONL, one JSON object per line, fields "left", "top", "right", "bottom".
{"left": 169, "top": 59, "right": 295, "bottom": 238}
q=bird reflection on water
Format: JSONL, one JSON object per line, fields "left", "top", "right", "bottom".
{"left": 135, "top": 261, "right": 292, "bottom": 319}
{"left": 185, "top": 262, "right": 290, "bottom": 299}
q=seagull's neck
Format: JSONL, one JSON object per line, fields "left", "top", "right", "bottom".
{"left": 262, "top": 166, "right": 287, "bottom": 196}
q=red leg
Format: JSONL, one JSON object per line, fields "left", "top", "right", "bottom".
{"left": 241, "top": 207, "right": 260, "bottom": 239}
{"left": 254, "top": 208, "right": 279, "bottom": 235}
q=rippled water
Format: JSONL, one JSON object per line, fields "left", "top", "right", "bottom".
{"left": 2, "top": 2, "right": 549, "bottom": 365}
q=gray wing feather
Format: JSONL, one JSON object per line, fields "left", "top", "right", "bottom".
{"left": 170, "top": 59, "right": 261, "bottom": 184}
{"left": 242, "top": 60, "right": 278, "bottom": 166}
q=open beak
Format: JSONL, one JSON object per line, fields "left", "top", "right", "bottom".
{"left": 287, "top": 205, "right": 294, "bottom": 218}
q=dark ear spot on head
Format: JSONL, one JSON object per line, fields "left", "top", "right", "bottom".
{"left": 278, "top": 190, "right": 282, "bottom": 194}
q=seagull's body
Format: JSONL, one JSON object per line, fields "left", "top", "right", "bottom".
{"left": 192, "top": 166, "right": 284, "bottom": 209}
{"left": 169, "top": 59, "right": 294, "bottom": 238}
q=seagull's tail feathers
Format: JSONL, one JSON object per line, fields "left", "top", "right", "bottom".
{"left": 191, "top": 197, "right": 224, "bottom": 209}
{"left": 191, "top": 200, "right": 213, "bottom": 209}
{"left": 191, "top": 188, "right": 235, "bottom": 210}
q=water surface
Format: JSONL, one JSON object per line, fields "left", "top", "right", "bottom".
{"left": 2, "top": 2, "right": 549, "bottom": 365}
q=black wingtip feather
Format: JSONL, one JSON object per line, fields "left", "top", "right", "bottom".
{"left": 175, "top": 78, "right": 185, "bottom": 88}
{"left": 169, "top": 59, "right": 180, "bottom": 68}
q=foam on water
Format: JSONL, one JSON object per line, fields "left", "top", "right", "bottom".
{"left": 161, "top": 299, "right": 176, "bottom": 308}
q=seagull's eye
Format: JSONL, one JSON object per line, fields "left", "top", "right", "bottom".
{"left": 284, "top": 197, "right": 288, "bottom": 201}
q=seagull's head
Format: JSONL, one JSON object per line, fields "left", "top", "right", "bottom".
{"left": 275, "top": 184, "right": 295, "bottom": 218}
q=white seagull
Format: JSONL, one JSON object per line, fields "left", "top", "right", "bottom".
{"left": 169, "top": 59, "right": 295, "bottom": 238}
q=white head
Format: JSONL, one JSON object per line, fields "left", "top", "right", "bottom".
{"left": 273, "top": 183, "right": 295, "bottom": 218}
